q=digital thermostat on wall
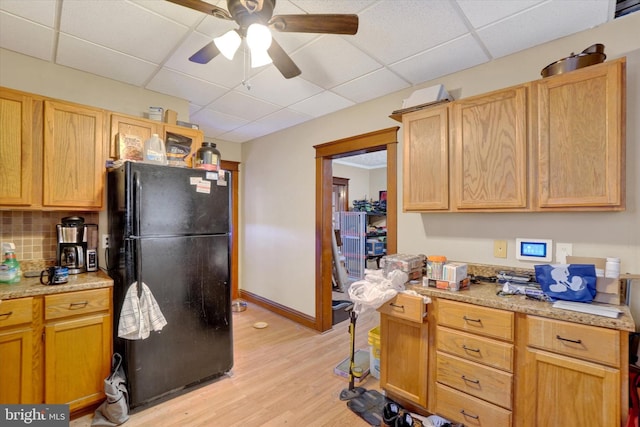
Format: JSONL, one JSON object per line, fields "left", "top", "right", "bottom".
{"left": 515, "top": 238, "right": 553, "bottom": 262}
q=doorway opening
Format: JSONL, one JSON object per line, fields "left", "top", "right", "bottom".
{"left": 314, "top": 126, "right": 399, "bottom": 332}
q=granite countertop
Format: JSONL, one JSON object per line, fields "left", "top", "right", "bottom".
{"left": 407, "top": 282, "right": 636, "bottom": 332}
{"left": 0, "top": 269, "right": 113, "bottom": 300}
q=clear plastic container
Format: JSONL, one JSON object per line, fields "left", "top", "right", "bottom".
{"left": 143, "top": 134, "right": 168, "bottom": 165}
{"left": 0, "top": 242, "right": 21, "bottom": 284}
{"left": 194, "top": 142, "right": 221, "bottom": 171}
{"left": 427, "top": 255, "right": 447, "bottom": 280}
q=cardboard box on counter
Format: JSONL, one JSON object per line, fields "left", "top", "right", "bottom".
{"left": 567, "top": 256, "right": 622, "bottom": 304}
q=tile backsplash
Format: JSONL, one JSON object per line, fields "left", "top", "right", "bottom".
{"left": 0, "top": 211, "right": 98, "bottom": 263}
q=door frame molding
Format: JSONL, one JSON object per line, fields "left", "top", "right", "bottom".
{"left": 314, "top": 126, "right": 399, "bottom": 332}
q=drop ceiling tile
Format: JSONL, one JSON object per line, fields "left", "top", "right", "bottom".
{"left": 332, "top": 68, "right": 410, "bottom": 103}
{"left": 131, "top": 0, "right": 205, "bottom": 27}
{"left": 291, "top": 36, "right": 381, "bottom": 88}
{"left": 288, "top": 91, "right": 354, "bottom": 117}
{"left": 252, "top": 108, "right": 313, "bottom": 132}
{"left": 207, "top": 90, "right": 281, "bottom": 121}
{"left": 60, "top": 0, "right": 189, "bottom": 64}
{"left": 289, "top": 0, "right": 377, "bottom": 14}
{"left": 239, "top": 66, "right": 323, "bottom": 106}
{"left": 477, "top": 0, "right": 613, "bottom": 58}
{"left": 0, "top": 12, "right": 53, "bottom": 61}
{"left": 146, "top": 68, "right": 228, "bottom": 106}
{"left": 350, "top": 0, "right": 469, "bottom": 64}
{"left": 190, "top": 107, "right": 249, "bottom": 137}
{"left": 55, "top": 34, "right": 158, "bottom": 86}
{"left": 0, "top": 0, "right": 57, "bottom": 27}
{"left": 390, "top": 34, "right": 489, "bottom": 85}
{"left": 456, "top": 0, "right": 544, "bottom": 28}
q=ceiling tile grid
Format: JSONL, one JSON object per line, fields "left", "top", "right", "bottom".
{"left": 0, "top": 0, "right": 618, "bottom": 146}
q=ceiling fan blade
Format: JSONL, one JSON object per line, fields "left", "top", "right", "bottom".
{"left": 268, "top": 39, "right": 301, "bottom": 79}
{"left": 166, "top": 0, "right": 232, "bottom": 20}
{"left": 269, "top": 14, "right": 358, "bottom": 35}
{"left": 189, "top": 41, "right": 221, "bottom": 64}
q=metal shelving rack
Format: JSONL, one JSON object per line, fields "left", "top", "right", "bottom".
{"left": 339, "top": 211, "right": 366, "bottom": 281}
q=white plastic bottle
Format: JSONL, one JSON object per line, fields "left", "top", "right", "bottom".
{"left": 143, "top": 134, "right": 168, "bottom": 165}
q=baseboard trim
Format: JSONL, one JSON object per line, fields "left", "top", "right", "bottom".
{"left": 238, "top": 290, "right": 319, "bottom": 331}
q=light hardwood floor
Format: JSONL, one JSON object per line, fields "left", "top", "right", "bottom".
{"left": 71, "top": 302, "right": 381, "bottom": 427}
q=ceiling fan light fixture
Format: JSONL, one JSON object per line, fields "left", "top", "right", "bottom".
{"left": 250, "top": 48, "right": 273, "bottom": 68}
{"left": 214, "top": 29, "right": 242, "bottom": 60}
{"left": 246, "top": 23, "right": 272, "bottom": 51}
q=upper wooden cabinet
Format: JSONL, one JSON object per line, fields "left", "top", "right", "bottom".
{"left": 400, "top": 57, "right": 626, "bottom": 212}
{"left": 0, "top": 88, "right": 33, "bottom": 206}
{"left": 452, "top": 86, "right": 528, "bottom": 210}
{"left": 43, "top": 100, "right": 106, "bottom": 209}
{"left": 533, "top": 58, "right": 625, "bottom": 210}
{"left": 109, "top": 113, "right": 162, "bottom": 159}
{"left": 402, "top": 106, "right": 449, "bottom": 211}
{"left": 109, "top": 112, "right": 203, "bottom": 167}
{"left": 0, "top": 87, "right": 106, "bottom": 210}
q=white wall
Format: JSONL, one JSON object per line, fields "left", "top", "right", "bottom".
{"left": 332, "top": 163, "right": 371, "bottom": 208}
{"left": 240, "top": 13, "right": 640, "bottom": 318}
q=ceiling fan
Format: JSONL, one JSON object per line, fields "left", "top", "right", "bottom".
{"left": 167, "top": 0, "right": 359, "bottom": 79}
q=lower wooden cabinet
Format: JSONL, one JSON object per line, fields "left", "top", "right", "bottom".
{"left": 379, "top": 293, "right": 429, "bottom": 407}
{"left": 521, "top": 315, "right": 623, "bottom": 427}
{"left": 0, "top": 297, "right": 34, "bottom": 403}
{"left": 0, "top": 288, "right": 112, "bottom": 413}
{"left": 44, "top": 288, "right": 112, "bottom": 412}
{"left": 379, "top": 296, "right": 628, "bottom": 427}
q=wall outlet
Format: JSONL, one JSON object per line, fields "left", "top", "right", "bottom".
{"left": 556, "top": 243, "right": 573, "bottom": 263}
{"left": 101, "top": 234, "right": 109, "bottom": 249}
{"left": 493, "top": 240, "right": 507, "bottom": 258}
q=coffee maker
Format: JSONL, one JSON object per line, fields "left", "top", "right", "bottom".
{"left": 56, "top": 216, "right": 87, "bottom": 274}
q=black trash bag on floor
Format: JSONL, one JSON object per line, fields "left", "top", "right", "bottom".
{"left": 92, "top": 353, "right": 129, "bottom": 426}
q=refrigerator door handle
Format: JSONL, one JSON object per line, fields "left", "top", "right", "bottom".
{"left": 133, "top": 171, "right": 142, "bottom": 237}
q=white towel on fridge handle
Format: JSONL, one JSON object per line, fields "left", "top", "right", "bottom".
{"left": 118, "top": 281, "right": 167, "bottom": 340}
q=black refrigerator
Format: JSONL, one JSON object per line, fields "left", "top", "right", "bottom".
{"left": 107, "top": 162, "right": 232, "bottom": 410}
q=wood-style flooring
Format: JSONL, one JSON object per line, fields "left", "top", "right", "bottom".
{"left": 70, "top": 302, "right": 381, "bottom": 427}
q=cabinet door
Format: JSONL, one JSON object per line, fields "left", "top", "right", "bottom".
{"left": 522, "top": 348, "right": 619, "bottom": 427}
{"left": 43, "top": 100, "right": 105, "bottom": 209}
{"left": 0, "top": 88, "right": 33, "bottom": 206}
{"left": 402, "top": 106, "right": 449, "bottom": 211}
{"left": 44, "top": 313, "right": 111, "bottom": 412}
{"left": 452, "top": 86, "right": 528, "bottom": 210}
{"left": 380, "top": 314, "right": 429, "bottom": 407}
{"left": 0, "top": 328, "right": 33, "bottom": 403}
{"left": 164, "top": 124, "right": 203, "bottom": 166}
{"left": 534, "top": 59, "right": 625, "bottom": 210}
{"left": 110, "top": 113, "right": 161, "bottom": 159}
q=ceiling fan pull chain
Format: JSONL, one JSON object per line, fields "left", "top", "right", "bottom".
{"left": 242, "top": 47, "right": 252, "bottom": 90}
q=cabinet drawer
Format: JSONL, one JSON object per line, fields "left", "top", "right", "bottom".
{"left": 45, "top": 288, "right": 110, "bottom": 321}
{"left": 378, "top": 293, "right": 426, "bottom": 323}
{"left": 436, "top": 351, "right": 513, "bottom": 409}
{"left": 438, "top": 299, "right": 514, "bottom": 341}
{"left": 0, "top": 297, "right": 33, "bottom": 328}
{"left": 436, "top": 383, "right": 512, "bottom": 427}
{"left": 527, "top": 315, "right": 619, "bottom": 367}
{"left": 436, "top": 326, "right": 513, "bottom": 372}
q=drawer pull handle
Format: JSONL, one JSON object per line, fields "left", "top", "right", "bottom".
{"left": 556, "top": 334, "right": 582, "bottom": 344}
{"left": 461, "top": 375, "right": 480, "bottom": 384}
{"left": 460, "top": 409, "right": 479, "bottom": 420}
{"left": 390, "top": 303, "right": 405, "bottom": 311}
{"left": 462, "top": 345, "right": 480, "bottom": 353}
{"left": 69, "top": 301, "right": 89, "bottom": 309}
{"left": 463, "top": 316, "right": 482, "bottom": 323}
{"left": 0, "top": 311, "right": 13, "bottom": 318}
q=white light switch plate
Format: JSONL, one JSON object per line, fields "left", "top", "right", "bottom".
{"left": 556, "top": 243, "right": 573, "bottom": 263}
